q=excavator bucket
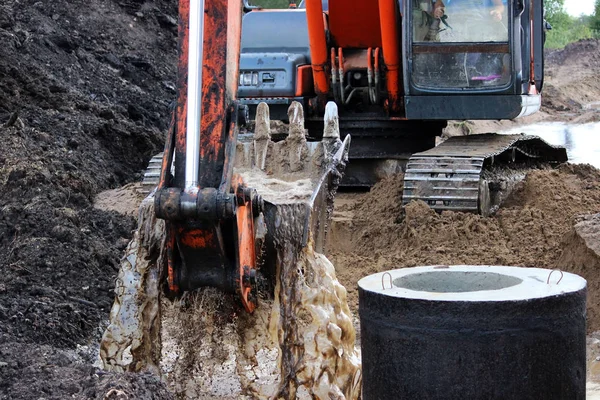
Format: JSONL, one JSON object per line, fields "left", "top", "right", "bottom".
{"left": 235, "top": 101, "right": 349, "bottom": 255}
{"left": 100, "top": 101, "right": 359, "bottom": 395}
{"left": 137, "top": 100, "right": 349, "bottom": 312}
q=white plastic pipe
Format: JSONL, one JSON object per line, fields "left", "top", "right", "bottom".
{"left": 185, "top": 0, "right": 205, "bottom": 188}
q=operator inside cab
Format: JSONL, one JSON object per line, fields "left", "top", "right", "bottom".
{"left": 413, "top": 0, "right": 509, "bottom": 42}
{"left": 411, "top": 0, "right": 510, "bottom": 89}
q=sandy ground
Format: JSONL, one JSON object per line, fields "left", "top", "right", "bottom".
{"left": 328, "top": 166, "right": 600, "bottom": 324}
{"left": 94, "top": 162, "right": 600, "bottom": 397}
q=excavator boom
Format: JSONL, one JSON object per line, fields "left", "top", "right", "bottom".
{"left": 153, "top": 0, "right": 260, "bottom": 310}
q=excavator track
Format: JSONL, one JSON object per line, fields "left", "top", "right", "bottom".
{"left": 140, "top": 153, "right": 164, "bottom": 194}
{"left": 402, "top": 134, "right": 568, "bottom": 215}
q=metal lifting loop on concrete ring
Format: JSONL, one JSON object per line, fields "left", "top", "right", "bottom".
{"left": 381, "top": 272, "right": 393, "bottom": 290}
{"left": 547, "top": 269, "right": 564, "bottom": 285}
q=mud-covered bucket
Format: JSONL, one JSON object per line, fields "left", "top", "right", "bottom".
{"left": 358, "top": 265, "right": 587, "bottom": 400}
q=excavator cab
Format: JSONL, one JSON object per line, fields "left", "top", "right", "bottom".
{"left": 239, "top": 0, "right": 545, "bottom": 121}
{"left": 405, "top": 0, "right": 544, "bottom": 120}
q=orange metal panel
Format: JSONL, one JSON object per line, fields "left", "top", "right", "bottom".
{"left": 233, "top": 175, "right": 258, "bottom": 313}
{"left": 295, "top": 65, "right": 315, "bottom": 96}
{"left": 166, "top": 224, "right": 178, "bottom": 292}
{"left": 328, "top": 0, "right": 382, "bottom": 48}
{"left": 306, "top": 0, "right": 330, "bottom": 105}
{"left": 378, "top": 0, "right": 402, "bottom": 113}
{"left": 179, "top": 229, "right": 216, "bottom": 248}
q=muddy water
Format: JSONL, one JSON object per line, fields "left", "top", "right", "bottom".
{"left": 501, "top": 122, "right": 600, "bottom": 168}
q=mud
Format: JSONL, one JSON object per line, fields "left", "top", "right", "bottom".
{"left": 0, "top": 0, "right": 176, "bottom": 397}
{"left": 154, "top": 243, "right": 360, "bottom": 399}
{"left": 1, "top": 0, "right": 600, "bottom": 396}
{"left": 94, "top": 183, "right": 146, "bottom": 217}
{"left": 154, "top": 242, "right": 360, "bottom": 400}
{"left": 100, "top": 102, "right": 360, "bottom": 399}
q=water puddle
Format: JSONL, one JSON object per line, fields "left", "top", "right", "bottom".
{"left": 500, "top": 122, "right": 600, "bottom": 168}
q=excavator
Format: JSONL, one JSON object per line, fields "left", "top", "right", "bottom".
{"left": 148, "top": 0, "right": 567, "bottom": 312}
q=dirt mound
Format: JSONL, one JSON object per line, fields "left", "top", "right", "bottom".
{"left": 0, "top": 0, "right": 176, "bottom": 398}
{"left": 544, "top": 40, "right": 600, "bottom": 114}
{"left": 329, "top": 165, "right": 600, "bottom": 329}
{"left": 559, "top": 213, "right": 600, "bottom": 333}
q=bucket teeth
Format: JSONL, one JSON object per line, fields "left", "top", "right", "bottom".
{"left": 323, "top": 101, "right": 340, "bottom": 140}
{"left": 254, "top": 102, "right": 271, "bottom": 170}
{"left": 287, "top": 101, "right": 306, "bottom": 142}
{"left": 286, "top": 101, "right": 308, "bottom": 172}
{"left": 322, "top": 101, "right": 343, "bottom": 156}
{"left": 254, "top": 102, "right": 271, "bottom": 140}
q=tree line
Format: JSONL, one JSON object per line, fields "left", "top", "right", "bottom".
{"left": 545, "top": 0, "right": 600, "bottom": 48}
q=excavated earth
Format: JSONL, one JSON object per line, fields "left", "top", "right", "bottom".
{"left": 328, "top": 165, "right": 600, "bottom": 327}
{"left": 0, "top": 0, "right": 600, "bottom": 397}
{"left": 0, "top": 0, "right": 176, "bottom": 398}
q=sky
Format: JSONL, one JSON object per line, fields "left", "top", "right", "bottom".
{"left": 564, "top": 0, "right": 595, "bottom": 16}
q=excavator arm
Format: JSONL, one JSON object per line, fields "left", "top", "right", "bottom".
{"left": 153, "top": 0, "right": 349, "bottom": 312}
{"left": 153, "top": 0, "right": 260, "bottom": 312}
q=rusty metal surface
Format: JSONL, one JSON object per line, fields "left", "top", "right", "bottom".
{"left": 152, "top": 0, "right": 264, "bottom": 312}
{"left": 402, "top": 133, "right": 568, "bottom": 214}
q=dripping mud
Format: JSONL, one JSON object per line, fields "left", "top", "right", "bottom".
{"left": 100, "top": 108, "right": 361, "bottom": 399}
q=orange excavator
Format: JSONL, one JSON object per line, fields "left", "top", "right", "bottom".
{"left": 151, "top": 0, "right": 566, "bottom": 311}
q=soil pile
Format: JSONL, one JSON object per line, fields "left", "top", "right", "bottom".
{"left": 0, "top": 0, "right": 177, "bottom": 398}
{"left": 328, "top": 164, "right": 600, "bottom": 331}
{"left": 544, "top": 39, "right": 600, "bottom": 119}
